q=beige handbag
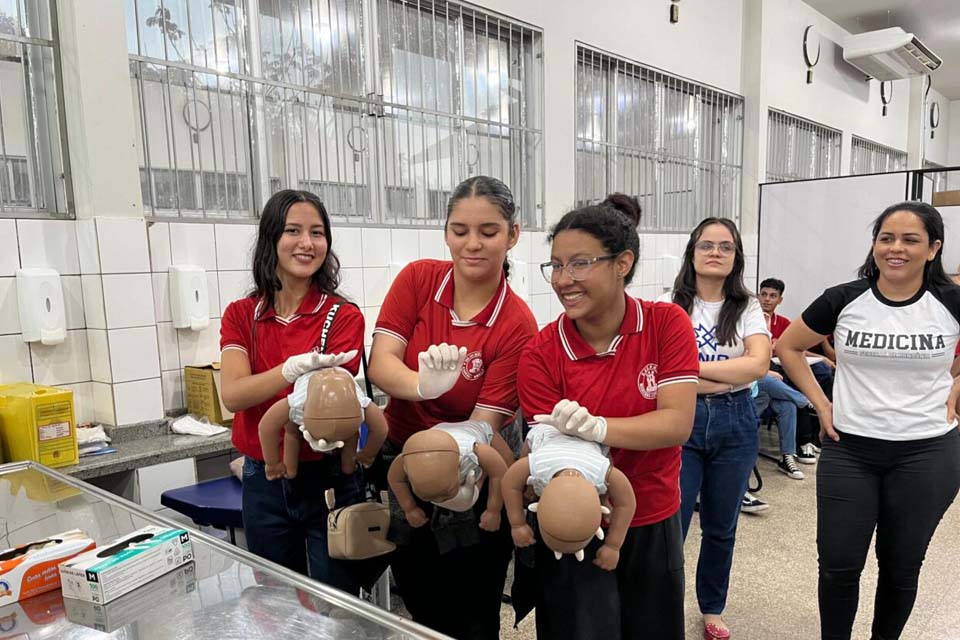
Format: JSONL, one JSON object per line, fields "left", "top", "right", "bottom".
{"left": 325, "top": 489, "right": 396, "bottom": 560}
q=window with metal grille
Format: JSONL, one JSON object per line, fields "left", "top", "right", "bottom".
{"left": 0, "top": 1, "right": 70, "bottom": 217}
{"left": 126, "top": 0, "right": 544, "bottom": 228}
{"left": 766, "top": 109, "right": 841, "bottom": 183}
{"left": 850, "top": 135, "right": 907, "bottom": 175}
{"left": 574, "top": 46, "right": 743, "bottom": 232}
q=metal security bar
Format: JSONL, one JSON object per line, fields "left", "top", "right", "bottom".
{"left": 127, "top": 0, "right": 544, "bottom": 228}
{"left": 0, "top": 0, "right": 70, "bottom": 217}
{"left": 850, "top": 135, "right": 907, "bottom": 175}
{"left": 766, "top": 109, "right": 841, "bottom": 183}
{"left": 575, "top": 45, "right": 743, "bottom": 232}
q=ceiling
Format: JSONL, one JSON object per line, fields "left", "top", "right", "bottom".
{"left": 804, "top": 0, "right": 960, "bottom": 100}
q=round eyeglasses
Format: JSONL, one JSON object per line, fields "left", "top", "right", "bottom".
{"left": 540, "top": 254, "right": 618, "bottom": 283}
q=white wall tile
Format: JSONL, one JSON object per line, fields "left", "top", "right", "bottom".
{"left": 530, "top": 263, "right": 552, "bottom": 296}
{"left": 390, "top": 229, "right": 419, "bottom": 264}
{"left": 0, "top": 220, "right": 19, "bottom": 276}
{"left": 92, "top": 382, "right": 115, "bottom": 425}
{"left": 17, "top": 220, "right": 80, "bottom": 275}
{"left": 217, "top": 271, "right": 252, "bottom": 315}
{"left": 361, "top": 228, "right": 391, "bottom": 267}
{"left": 108, "top": 326, "right": 161, "bottom": 383}
{"left": 161, "top": 369, "right": 185, "bottom": 413}
{"left": 531, "top": 294, "right": 552, "bottom": 326}
{"left": 157, "top": 322, "right": 180, "bottom": 372}
{"left": 148, "top": 222, "right": 172, "bottom": 272}
{"left": 512, "top": 231, "right": 532, "bottom": 263}
{"left": 745, "top": 255, "right": 759, "bottom": 285}
{"left": 76, "top": 219, "right": 100, "bottom": 274}
{"left": 529, "top": 231, "right": 550, "bottom": 262}
{"left": 62, "top": 276, "right": 85, "bottom": 330}
{"left": 87, "top": 329, "right": 111, "bottom": 383}
{"left": 549, "top": 293, "right": 564, "bottom": 319}
{"left": 178, "top": 318, "right": 221, "bottom": 367}
{"left": 96, "top": 218, "right": 150, "bottom": 273}
{"left": 362, "top": 306, "right": 379, "bottom": 349}
{"left": 113, "top": 377, "right": 163, "bottom": 425}
{"left": 30, "top": 330, "right": 90, "bottom": 386}
{"left": 339, "top": 268, "right": 364, "bottom": 306}
{"left": 60, "top": 382, "right": 94, "bottom": 424}
{"left": 0, "top": 277, "right": 20, "bottom": 334}
{"left": 419, "top": 229, "right": 446, "bottom": 260}
{"left": 214, "top": 224, "right": 257, "bottom": 271}
{"left": 80, "top": 275, "right": 106, "bottom": 329}
{"left": 641, "top": 259, "right": 657, "bottom": 287}
{"left": 362, "top": 267, "right": 390, "bottom": 307}
{"left": 0, "top": 334, "right": 31, "bottom": 383}
{"left": 169, "top": 223, "right": 217, "bottom": 271}
{"left": 152, "top": 273, "right": 171, "bottom": 323}
{"left": 639, "top": 234, "right": 656, "bottom": 262}
{"left": 206, "top": 271, "right": 220, "bottom": 319}
{"left": 102, "top": 273, "right": 156, "bottom": 328}
{"left": 335, "top": 227, "right": 362, "bottom": 268}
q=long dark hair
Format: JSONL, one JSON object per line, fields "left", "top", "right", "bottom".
{"left": 445, "top": 176, "right": 517, "bottom": 277}
{"left": 672, "top": 217, "right": 751, "bottom": 346}
{"left": 250, "top": 189, "right": 342, "bottom": 313}
{"left": 857, "top": 201, "right": 952, "bottom": 288}
{"left": 548, "top": 193, "right": 642, "bottom": 284}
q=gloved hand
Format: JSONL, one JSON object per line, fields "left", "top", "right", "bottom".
{"left": 533, "top": 399, "right": 608, "bottom": 444}
{"left": 432, "top": 470, "right": 480, "bottom": 512}
{"left": 299, "top": 424, "right": 345, "bottom": 453}
{"left": 416, "top": 344, "right": 468, "bottom": 400}
{"left": 281, "top": 349, "right": 358, "bottom": 384}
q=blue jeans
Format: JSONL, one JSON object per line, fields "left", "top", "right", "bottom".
{"left": 680, "top": 390, "right": 760, "bottom": 615}
{"left": 756, "top": 375, "right": 810, "bottom": 456}
{"left": 242, "top": 456, "right": 366, "bottom": 593}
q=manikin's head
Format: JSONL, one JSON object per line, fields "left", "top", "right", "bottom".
{"left": 302, "top": 367, "right": 361, "bottom": 442}
{"left": 402, "top": 430, "right": 461, "bottom": 503}
{"left": 532, "top": 471, "right": 602, "bottom": 559}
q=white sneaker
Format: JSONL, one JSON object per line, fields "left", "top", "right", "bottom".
{"left": 777, "top": 454, "right": 805, "bottom": 479}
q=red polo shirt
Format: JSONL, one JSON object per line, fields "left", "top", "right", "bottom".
{"left": 768, "top": 313, "right": 791, "bottom": 341}
{"left": 220, "top": 287, "right": 363, "bottom": 461}
{"left": 374, "top": 259, "right": 537, "bottom": 445}
{"left": 518, "top": 295, "right": 699, "bottom": 527}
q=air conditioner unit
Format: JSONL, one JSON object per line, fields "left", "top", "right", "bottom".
{"left": 842, "top": 27, "right": 942, "bottom": 81}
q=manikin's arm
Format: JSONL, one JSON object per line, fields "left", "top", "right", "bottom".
{"left": 594, "top": 467, "right": 636, "bottom": 571}
{"left": 475, "top": 443, "right": 508, "bottom": 531}
{"left": 387, "top": 455, "right": 427, "bottom": 527}
{"left": 468, "top": 408, "right": 516, "bottom": 465}
{"left": 258, "top": 398, "right": 292, "bottom": 480}
{"left": 357, "top": 404, "right": 388, "bottom": 467}
{"left": 501, "top": 457, "right": 535, "bottom": 546}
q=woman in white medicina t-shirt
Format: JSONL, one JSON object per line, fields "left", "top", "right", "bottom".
{"left": 776, "top": 201, "right": 960, "bottom": 640}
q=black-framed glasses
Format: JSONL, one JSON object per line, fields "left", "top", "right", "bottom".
{"left": 694, "top": 241, "right": 737, "bottom": 255}
{"left": 540, "top": 254, "right": 619, "bottom": 283}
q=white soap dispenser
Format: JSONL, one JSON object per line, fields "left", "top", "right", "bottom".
{"left": 169, "top": 265, "right": 210, "bottom": 331}
{"left": 16, "top": 267, "right": 66, "bottom": 346}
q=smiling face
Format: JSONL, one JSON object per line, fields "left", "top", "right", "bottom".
{"left": 872, "top": 210, "right": 941, "bottom": 289}
{"left": 549, "top": 229, "right": 633, "bottom": 324}
{"left": 275, "top": 202, "right": 328, "bottom": 284}
{"left": 445, "top": 196, "right": 518, "bottom": 283}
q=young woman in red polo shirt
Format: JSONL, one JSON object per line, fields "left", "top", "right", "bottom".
{"left": 219, "top": 189, "right": 366, "bottom": 592}
{"left": 518, "top": 194, "right": 699, "bottom": 640}
{"left": 368, "top": 176, "right": 537, "bottom": 639}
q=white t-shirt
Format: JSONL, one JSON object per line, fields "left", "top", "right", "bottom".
{"left": 802, "top": 278, "right": 960, "bottom": 441}
{"left": 525, "top": 425, "right": 610, "bottom": 496}
{"left": 658, "top": 293, "right": 769, "bottom": 392}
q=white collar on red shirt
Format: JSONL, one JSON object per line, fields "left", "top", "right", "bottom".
{"left": 254, "top": 288, "right": 329, "bottom": 326}
{"left": 433, "top": 267, "right": 508, "bottom": 328}
{"left": 558, "top": 293, "right": 644, "bottom": 361}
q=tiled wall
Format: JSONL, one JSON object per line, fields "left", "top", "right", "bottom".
{"left": 0, "top": 217, "right": 759, "bottom": 424}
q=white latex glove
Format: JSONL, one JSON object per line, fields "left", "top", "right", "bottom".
{"left": 281, "top": 349, "right": 358, "bottom": 384}
{"left": 432, "top": 470, "right": 480, "bottom": 512}
{"left": 299, "top": 424, "right": 345, "bottom": 452}
{"left": 415, "top": 344, "right": 468, "bottom": 400}
{"left": 533, "top": 399, "right": 608, "bottom": 444}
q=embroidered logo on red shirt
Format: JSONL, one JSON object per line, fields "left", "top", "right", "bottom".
{"left": 638, "top": 363, "right": 658, "bottom": 400}
{"left": 462, "top": 350, "right": 486, "bottom": 381}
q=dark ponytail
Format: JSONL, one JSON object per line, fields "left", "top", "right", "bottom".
{"left": 445, "top": 176, "right": 517, "bottom": 278}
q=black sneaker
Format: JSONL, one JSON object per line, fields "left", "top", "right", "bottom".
{"left": 777, "top": 454, "right": 805, "bottom": 479}
{"left": 797, "top": 443, "right": 819, "bottom": 464}
{"left": 741, "top": 492, "right": 769, "bottom": 513}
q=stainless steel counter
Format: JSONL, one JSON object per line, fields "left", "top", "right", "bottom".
{"left": 0, "top": 461, "right": 448, "bottom": 639}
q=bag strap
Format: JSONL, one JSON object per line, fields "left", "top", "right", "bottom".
{"left": 322, "top": 301, "right": 375, "bottom": 399}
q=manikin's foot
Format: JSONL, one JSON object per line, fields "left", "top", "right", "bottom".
{"left": 703, "top": 614, "right": 730, "bottom": 639}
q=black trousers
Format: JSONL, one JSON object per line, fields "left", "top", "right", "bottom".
{"left": 534, "top": 511, "right": 685, "bottom": 640}
{"left": 817, "top": 428, "right": 960, "bottom": 640}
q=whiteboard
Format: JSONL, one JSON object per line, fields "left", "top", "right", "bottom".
{"left": 758, "top": 173, "right": 909, "bottom": 320}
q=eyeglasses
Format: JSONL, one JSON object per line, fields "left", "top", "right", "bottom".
{"left": 540, "top": 254, "right": 618, "bottom": 283}
{"left": 695, "top": 241, "right": 737, "bottom": 255}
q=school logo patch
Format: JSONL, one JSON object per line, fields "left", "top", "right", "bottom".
{"left": 638, "top": 363, "right": 658, "bottom": 400}
{"left": 462, "top": 351, "right": 485, "bottom": 381}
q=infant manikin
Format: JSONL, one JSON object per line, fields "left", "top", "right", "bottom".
{"left": 388, "top": 421, "right": 508, "bottom": 532}
{"left": 503, "top": 424, "right": 636, "bottom": 570}
{"left": 258, "top": 366, "right": 387, "bottom": 480}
